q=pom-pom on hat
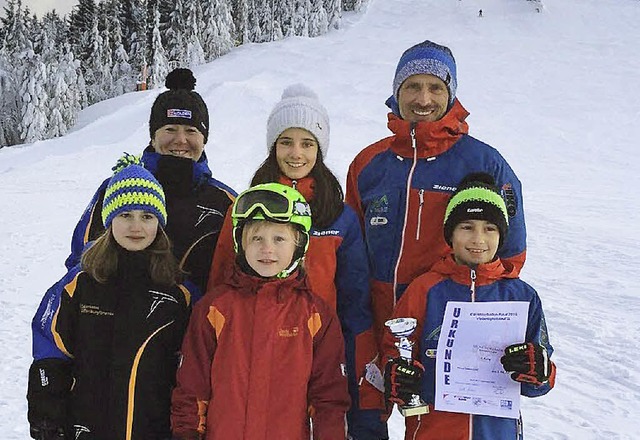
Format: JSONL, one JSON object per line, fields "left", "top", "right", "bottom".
{"left": 386, "top": 40, "right": 458, "bottom": 115}
{"left": 149, "top": 68, "right": 210, "bottom": 143}
{"left": 443, "top": 173, "right": 509, "bottom": 249}
{"left": 102, "top": 153, "right": 167, "bottom": 229}
{"left": 266, "top": 84, "right": 330, "bottom": 157}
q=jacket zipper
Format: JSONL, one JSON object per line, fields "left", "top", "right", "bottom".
{"left": 469, "top": 269, "right": 477, "bottom": 302}
{"left": 291, "top": 179, "right": 297, "bottom": 189}
{"left": 468, "top": 268, "right": 479, "bottom": 439}
{"left": 415, "top": 189, "right": 424, "bottom": 240}
{"left": 392, "top": 125, "right": 419, "bottom": 305}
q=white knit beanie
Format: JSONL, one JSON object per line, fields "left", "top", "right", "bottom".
{"left": 266, "top": 84, "right": 330, "bottom": 157}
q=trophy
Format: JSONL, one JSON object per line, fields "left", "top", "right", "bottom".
{"left": 385, "top": 317, "right": 429, "bottom": 417}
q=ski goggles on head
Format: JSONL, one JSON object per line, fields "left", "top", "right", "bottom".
{"left": 233, "top": 189, "right": 293, "bottom": 220}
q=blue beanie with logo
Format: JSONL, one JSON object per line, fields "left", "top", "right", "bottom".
{"left": 386, "top": 40, "right": 458, "bottom": 115}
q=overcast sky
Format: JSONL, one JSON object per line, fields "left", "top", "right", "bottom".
{"left": 0, "top": 0, "right": 76, "bottom": 18}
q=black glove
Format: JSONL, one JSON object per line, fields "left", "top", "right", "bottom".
{"left": 29, "top": 421, "right": 66, "bottom": 440}
{"left": 27, "top": 358, "right": 73, "bottom": 439}
{"left": 384, "top": 358, "right": 424, "bottom": 406}
{"left": 500, "top": 342, "right": 551, "bottom": 386}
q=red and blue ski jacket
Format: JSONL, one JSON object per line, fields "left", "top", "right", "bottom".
{"left": 345, "top": 100, "right": 527, "bottom": 346}
{"left": 382, "top": 255, "right": 555, "bottom": 440}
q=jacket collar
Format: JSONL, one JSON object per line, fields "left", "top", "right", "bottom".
{"left": 227, "top": 264, "right": 310, "bottom": 296}
{"left": 386, "top": 99, "right": 470, "bottom": 159}
{"left": 142, "top": 145, "right": 213, "bottom": 187}
{"left": 431, "top": 254, "right": 519, "bottom": 287}
{"left": 277, "top": 175, "right": 316, "bottom": 202}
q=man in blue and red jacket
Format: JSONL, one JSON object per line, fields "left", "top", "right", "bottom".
{"left": 345, "top": 40, "right": 527, "bottom": 348}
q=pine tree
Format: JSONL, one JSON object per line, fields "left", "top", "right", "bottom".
{"left": 325, "top": 0, "right": 341, "bottom": 30}
{"left": 0, "top": 50, "right": 19, "bottom": 146}
{"left": 201, "top": 0, "right": 235, "bottom": 60}
{"left": 293, "top": 0, "right": 310, "bottom": 37}
{"left": 233, "top": 0, "right": 250, "bottom": 44}
{"left": 148, "top": 6, "right": 169, "bottom": 88}
{"left": 68, "top": 0, "right": 96, "bottom": 61}
{"left": 308, "top": 0, "right": 328, "bottom": 37}
{"left": 83, "top": 18, "right": 108, "bottom": 104}
{"left": 184, "top": 0, "right": 205, "bottom": 67}
{"left": 18, "top": 49, "right": 48, "bottom": 143}
{"left": 257, "top": 0, "right": 274, "bottom": 42}
{"left": 273, "top": 0, "right": 295, "bottom": 38}
{"left": 165, "top": 0, "right": 186, "bottom": 67}
{"left": 105, "top": 0, "right": 133, "bottom": 96}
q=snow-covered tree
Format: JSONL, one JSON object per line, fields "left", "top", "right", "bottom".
{"left": 18, "top": 49, "right": 48, "bottom": 143}
{"left": 309, "top": 0, "right": 328, "bottom": 37}
{"left": 0, "top": 52, "right": 19, "bottom": 146}
{"left": 68, "top": 0, "right": 96, "bottom": 61}
{"left": 293, "top": 0, "right": 310, "bottom": 37}
{"left": 273, "top": 0, "right": 295, "bottom": 38}
{"left": 201, "top": 0, "right": 235, "bottom": 60}
{"left": 83, "top": 18, "right": 109, "bottom": 104}
{"left": 233, "top": 0, "right": 250, "bottom": 44}
{"left": 103, "top": 0, "right": 133, "bottom": 96}
{"left": 148, "top": 6, "right": 169, "bottom": 88}
{"left": 165, "top": 0, "right": 186, "bottom": 66}
{"left": 184, "top": 0, "right": 206, "bottom": 67}
{"left": 325, "top": 0, "right": 342, "bottom": 29}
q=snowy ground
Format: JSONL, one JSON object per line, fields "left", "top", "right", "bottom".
{"left": 1, "top": 0, "right": 639, "bottom": 438}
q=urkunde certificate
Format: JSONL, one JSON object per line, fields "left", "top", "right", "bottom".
{"left": 434, "top": 301, "right": 529, "bottom": 419}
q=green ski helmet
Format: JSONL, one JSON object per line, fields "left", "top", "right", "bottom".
{"left": 231, "top": 182, "right": 312, "bottom": 278}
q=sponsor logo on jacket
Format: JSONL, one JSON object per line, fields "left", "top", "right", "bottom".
{"left": 369, "top": 195, "right": 389, "bottom": 226}
{"left": 278, "top": 326, "right": 299, "bottom": 337}
{"left": 147, "top": 290, "right": 179, "bottom": 319}
{"left": 311, "top": 229, "right": 340, "bottom": 236}
{"left": 195, "top": 205, "right": 224, "bottom": 227}
{"left": 79, "top": 304, "right": 114, "bottom": 317}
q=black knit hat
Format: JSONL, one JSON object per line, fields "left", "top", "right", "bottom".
{"left": 443, "top": 173, "right": 509, "bottom": 249}
{"left": 149, "top": 68, "right": 209, "bottom": 143}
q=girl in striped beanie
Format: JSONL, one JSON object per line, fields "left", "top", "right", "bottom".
{"left": 27, "top": 153, "right": 196, "bottom": 439}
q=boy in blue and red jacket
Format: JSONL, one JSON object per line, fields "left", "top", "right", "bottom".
{"left": 383, "top": 173, "right": 555, "bottom": 440}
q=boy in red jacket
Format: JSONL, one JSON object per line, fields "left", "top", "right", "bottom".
{"left": 383, "top": 173, "right": 555, "bottom": 440}
{"left": 171, "top": 183, "right": 350, "bottom": 440}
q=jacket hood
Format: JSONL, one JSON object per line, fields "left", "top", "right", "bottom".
{"left": 386, "top": 99, "right": 470, "bottom": 159}
{"left": 430, "top": 254, "right": 519, "bottom": 287}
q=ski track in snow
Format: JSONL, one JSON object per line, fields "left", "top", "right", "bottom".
{"left": 1, "top": 0, "right": 640, "bottom": 438}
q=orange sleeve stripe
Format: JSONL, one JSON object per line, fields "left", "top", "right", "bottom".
{"left": 207, "top": 306, "right": 225, "bottom": 339}
{"left": 307, "top": 312, "right": 322, "bottom": 338}
{"left": 197, "top": 400, "right": 209, "bottom": 434}
{"left": 178, "top": 284, "right": 191, "bottom": 306}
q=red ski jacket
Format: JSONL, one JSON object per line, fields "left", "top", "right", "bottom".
{"left": 171, "top": 267, "right": 350, "bottom": 440}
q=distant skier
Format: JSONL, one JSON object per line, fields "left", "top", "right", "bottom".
{"left": 478, "top": 9, "right": 483, "bottom": 17}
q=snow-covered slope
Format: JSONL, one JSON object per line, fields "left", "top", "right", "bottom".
{"left": 2, "top": 0, "right": 639, "bottom": 438}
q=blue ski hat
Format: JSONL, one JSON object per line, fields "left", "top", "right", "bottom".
{"left": 385, "top": 40, "right": 458, "bottom": 116}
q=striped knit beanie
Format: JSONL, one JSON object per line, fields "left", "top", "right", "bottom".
{"left": 443, "top": 173, "right": 509, "bottom": 249}
{"left": 102, "top": 153, "right": 167, "bottom": 228}
{"left": 266, "top": 84, "right": 330, "bottom": 157}
{"left": 389, "top": 40, "right": 458, "bottom": 112}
